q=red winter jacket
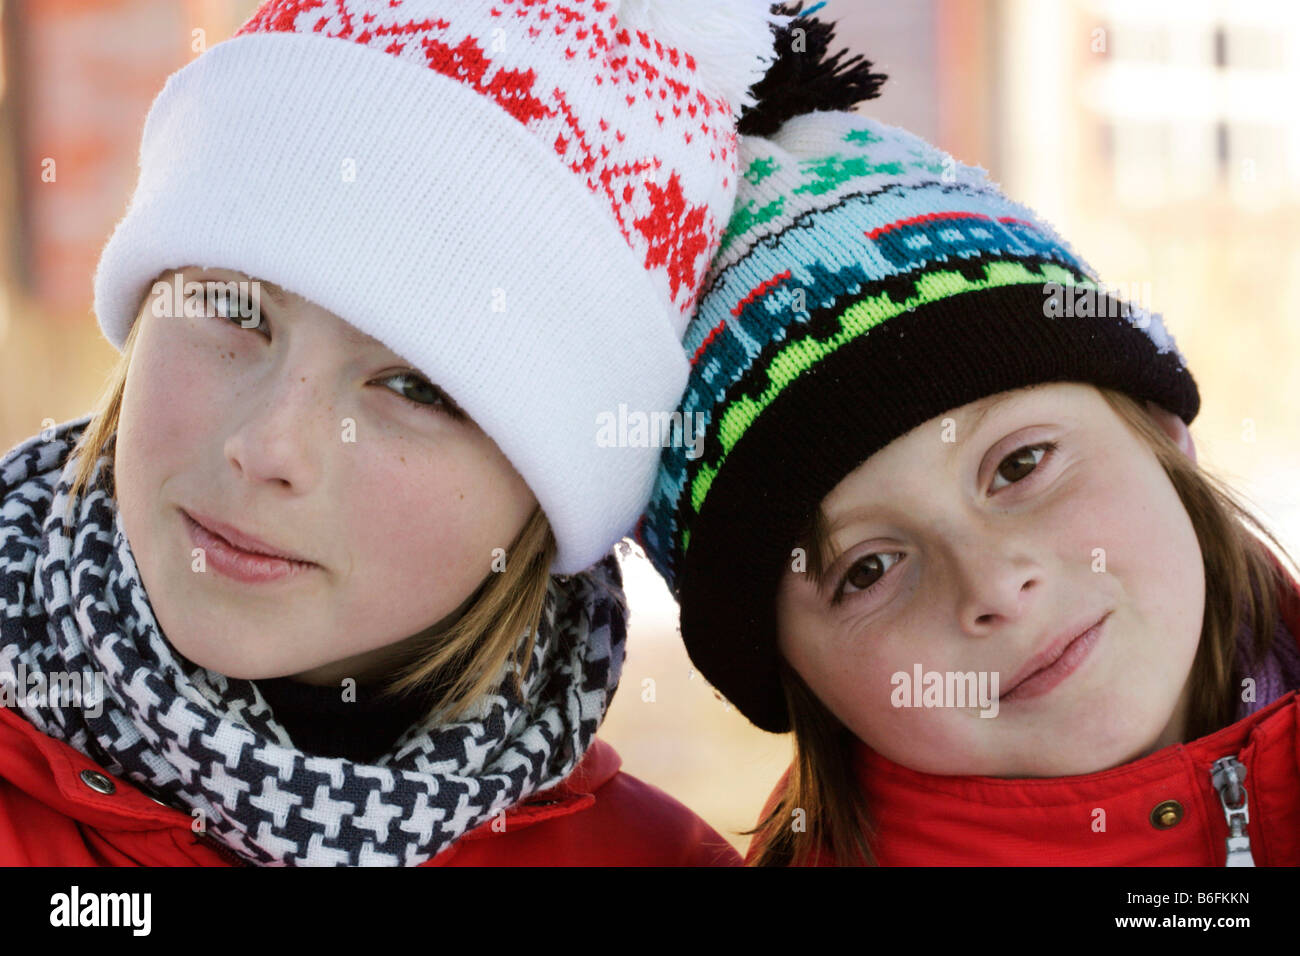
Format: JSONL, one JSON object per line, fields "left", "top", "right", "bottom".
{"left": 747, "top": 573, "right": 1300, "bottom": 866}
{"left": 0, "top": 717, "right": 740, "bottom": 866}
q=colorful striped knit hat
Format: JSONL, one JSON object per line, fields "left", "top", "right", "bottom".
{"left": 636, "top": 37, "right": 1200, "bottom": 732}
{"left": 92, "top": 0, "right": 785, "bottom": 575}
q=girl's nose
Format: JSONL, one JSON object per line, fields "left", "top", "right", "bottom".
{"left": 222, "top": 368, "right": 330, "bottom": 492}
{"left": 949, "top": 534, "right": 1043, "bottom": 634}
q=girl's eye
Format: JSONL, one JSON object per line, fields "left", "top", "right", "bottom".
{"left": 207, "top": 288, "right": 266, "bottom": 334}
{"left": 832, "top": 551, "right": 903, "bottom": 605}
{"left": 989, "top": 441, "right": 1058, "bottom": 492}
{"left": 379, "top": 372, "right": 465, "bottom": 420}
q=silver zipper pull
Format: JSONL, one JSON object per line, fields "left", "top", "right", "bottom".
{"left": 1210, "top": 756, "right": 1256, "bottom": 867}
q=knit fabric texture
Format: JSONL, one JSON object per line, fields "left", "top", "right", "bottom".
{"left": 637, "top": 109, "right": 1200, "bottom": 732}
{"left": 1236, "top": 611, "right": 1300, "bottom": 721}
{"left": 92, "top": 0, "right": 784, "bottom": 575}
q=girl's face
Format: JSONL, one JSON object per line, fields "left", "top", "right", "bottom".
{"left": 114, "top": 267, "right": 536, "bottom": 686}
{"left": 775, "top": 382, "right": 1205, "bottom": 777}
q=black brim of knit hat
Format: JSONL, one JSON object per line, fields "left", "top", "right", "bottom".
{"left": 678, "top": 278, "right": 1200, "bottom": 734}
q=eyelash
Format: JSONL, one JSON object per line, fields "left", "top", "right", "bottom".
{"left": 382, "top": 372, "right": 466, "bottom": 420}
{"left": 988, "top": 440, "right": 1059, "bottom": 492}
{"left": 830, "top": 553, "right": 900, "bottom": 606}
{"left": 208, "top": 293, "right": 464, "bottom": 420}
{"left": 828, "top": 440, "right": 1060, "bottom": 606}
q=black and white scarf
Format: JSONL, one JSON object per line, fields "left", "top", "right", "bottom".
{"left": 0, "top": 416, "right": 627, "bottom": 866}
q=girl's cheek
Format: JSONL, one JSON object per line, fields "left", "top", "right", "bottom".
{"left": 1063, "top": 443, "right": 1172, "bottom": 570}
{"left": 1028, "top": 447, "right": 1133, "bottom": 571}
{"left": 818, "top": 623, "right": 907, "bottom": 725}
{"left": 342, "top": 439, "right": 521, "bottom": 585}
{"left": 124, "top": 320, "right": 224, "bottom": 462}
{"left": 840, "top": 650, "right": 979, "bottom": 770}
{"left": 349, "top": 457, "right": 466, "bottom": 551}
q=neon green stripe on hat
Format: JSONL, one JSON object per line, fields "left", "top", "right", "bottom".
{"left": 683, "top": 260, "right": 1094, "bottom": 537}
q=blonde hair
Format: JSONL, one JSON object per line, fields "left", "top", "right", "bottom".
{"left": 747, "top": 385, "right": 1300, "bottom": 866}
{"left": 66, "top": 288, "right": 557, "bottom": 725}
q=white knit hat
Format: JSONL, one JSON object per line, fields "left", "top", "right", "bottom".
{"left": 93, "top": 0, "right": 784, "bottom": 573}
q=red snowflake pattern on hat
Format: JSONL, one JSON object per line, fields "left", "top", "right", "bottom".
{"left": 236, "top": 0, "right": 740, "bottom": 317}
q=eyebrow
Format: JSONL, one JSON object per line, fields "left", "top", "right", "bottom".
{"left": 963, "top": 388, "right": 1034, "bottom": 441}
{"left": 964, "top": 401, "right": 997, "bottom": 440}
{"left": 817, "top": 504, "right": 883, "bottom": 584}
{"left": 248, "top": 276, "right": 290, "bottom": 309}
{"left": 246, "top": 276, "right": 380, "bottom": 350}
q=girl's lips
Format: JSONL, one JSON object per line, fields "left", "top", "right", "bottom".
{"left": 1000, "top": 613, "right": 1109, "bottom": 702}
{"left": 183, "top": 509, "right": 308, "bottom": 561}
{"left": 182, "top": 509, "right": 317, "bottom": 584}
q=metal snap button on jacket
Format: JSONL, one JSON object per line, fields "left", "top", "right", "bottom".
{"left": 1150, "top": 799, "right": 1184, "bottom": 829}
{"left": 79, "top": 769, "right": 116, "bottom": 795}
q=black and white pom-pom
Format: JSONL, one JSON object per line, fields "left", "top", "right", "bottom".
{"left": 738, "top": 1, "right": 889, "bottom": 137}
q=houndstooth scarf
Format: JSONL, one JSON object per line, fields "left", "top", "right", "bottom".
{"left": 0, "top": 416, "right": 627, "bottom": 866}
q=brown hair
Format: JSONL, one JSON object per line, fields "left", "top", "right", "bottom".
{"left": 747, "top": 385, "right": 1300, "bottom": 866}
{"left": 65, "top": 283, "right": 557, "bottom": 725}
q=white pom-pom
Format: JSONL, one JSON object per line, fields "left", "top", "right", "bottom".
{"left": 612, "top": 0, "right": 791, "bottom": 117}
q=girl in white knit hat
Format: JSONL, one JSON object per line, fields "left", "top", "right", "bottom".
{"left": 0, "top": 0, "right": 784, "bottom": 867}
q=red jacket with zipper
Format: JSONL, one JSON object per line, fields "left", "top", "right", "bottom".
{"left": 0, "top": 721, "right": 740, "bottom": 866}
{"left": 746, "top": 574, "right": 1300, "bottom": 866}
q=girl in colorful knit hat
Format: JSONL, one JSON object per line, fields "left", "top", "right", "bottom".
{"left": 0, "top": 0, "right": 787, "bottom": 867}
{"left": 639, "top": 8, "right": 1300, "bottom": 866}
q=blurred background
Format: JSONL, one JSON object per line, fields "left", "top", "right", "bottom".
{"left": 2, "top": 0, "right": 1298, "bottom": 857}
